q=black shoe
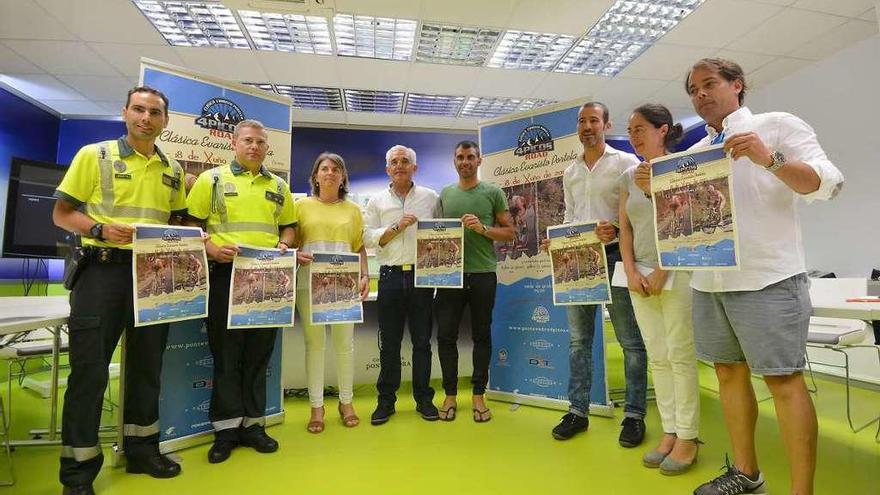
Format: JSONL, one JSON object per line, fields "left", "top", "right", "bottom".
{"left": 370, "top": 403, "right": 396, "bottom": 425}
{"left": 126, "top": 453, "right": 182, "bottom": 478}
{"left": 239, "top": 426, "right": 279, "bottom": 453}
{"left": 552, "top": 412, "right": 588, "bottom": 440}
{"left": 208, "top": 439, "right": 237, "bottom": 464}
{"left": 619, "top": 417, "right": 646, "bottom": 448}
{"left": 416, "top": 401, "right": 440, "bottom": 421}
{"left": 62, "top": 485, "right": 95, "bottom": 495}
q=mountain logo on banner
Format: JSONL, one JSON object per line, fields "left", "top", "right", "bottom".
{"left": 329, "top": 255, "right": 344, "bottom": 265}
{"left": 162, "top": 229, "right": 181, "bottom": 242}
{"left": 676, "top": 156, "right": 698, "bottom": 174}
{"left": 531, "top": 305, "right": 550, "bottom": 323}
{"left": 497, "top": 348, "right": 509, "bottom": 366}
{"left": 195, "top": 98, "right": 245, "bottom": 133}
{"left": 514, "top": 124, "right": 554, "bottom": 156}
{"left": 256, "top": 252, "right": 275, "bottom": 262}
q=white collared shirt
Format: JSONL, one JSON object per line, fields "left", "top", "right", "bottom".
{"left": 363, "top": 183, "right": 440, "bottom": 266}
{"left": 690, "top": 106, "right": 844, "bottom": 293}
{"left": 562, "top": 144, "right": 640, "bottom": 225}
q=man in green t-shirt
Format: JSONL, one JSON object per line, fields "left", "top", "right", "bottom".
{"left": 435, "top": 140, "right": 515, "bottom": 423}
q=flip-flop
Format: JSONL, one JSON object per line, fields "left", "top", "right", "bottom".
{"left": 439, "top": 405, "right": 456, "bottom": 422}
{"left": 473, "top": 408, "right": 492, "bottom": 423}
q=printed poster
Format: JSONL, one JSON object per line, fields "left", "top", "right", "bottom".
{"left": 651, "top": 144, "right": 739, "bottom": 269}
{"left": 228, "top": 245, "right": 296, "bottom": 329}
{"left": 309, "top": 252, "right": 363, "bottom": 325}
{"left": 415, "top": 219, "right": 464, "bottom": 288}
{"left": 547, "top": 222, "right": 611, "bottom": 305}
{"left": 132, "top": 224, "right": 208, "bottom": 326}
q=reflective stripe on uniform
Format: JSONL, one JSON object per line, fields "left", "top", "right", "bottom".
{"left": 207, "top": 221, "right": 279, "bottom": 235}
{"left": 60, "top": 444, "right": 102, "bottom": 462}
{"left": 212, "top": 417, "right": 243, "bottom": 431}
{"left": 242, "top": 416, "right": 265, "bottom": 428}
{"left": 86, "top": 203, "right": 170, "bottom": 222}
{"left": 122, "top": 421, "right": 160, "bottom": 437}
{"left": 97, "top": 142, "right": 115, "bottom": 213}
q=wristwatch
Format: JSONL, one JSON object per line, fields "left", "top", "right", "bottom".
{"left": 766, "top": 150, "right": 786, "bottom": 172}
{"left": 89, "top": 222, "right": 104, "bottom": 240}
{"left": 481, "top": 224, "right": 490, "bottom": 235}
{"left": 390, "top": 223, "right": 400, "bottom": 233}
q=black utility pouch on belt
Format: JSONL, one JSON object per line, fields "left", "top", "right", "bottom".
{"left": 63, "top": 246, "right": 88, "bottom": 290}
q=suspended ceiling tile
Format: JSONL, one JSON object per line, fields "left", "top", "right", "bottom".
{"left": 787, "top": 19, "right": 879, "bottom": 60}
{"left": 0, "top": 0, "right": 75, "bottom": 40}
{"left": 726, "top": 8, "right": 847, "bottom": 56}
{"left": 661, "top": 0, "right": 784, "bottom": 49}
{"left": 3, "top": 40, "right": 121, "bottom": 76}
{"left": 36, "top": 0, "right": 167, "bottom": 44}
{"left": 87, "top": 43, "right": 188, "bottom": 78}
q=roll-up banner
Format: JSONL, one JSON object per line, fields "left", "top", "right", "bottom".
{"left": 113, "top": 58, "right": 292, "bottom": 463}
{"left": 482, "top": 99, "right": 611, "bottom": 416}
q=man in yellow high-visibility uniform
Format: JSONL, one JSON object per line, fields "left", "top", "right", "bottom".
{"left": 186, "top": 119, "right": 296, "bottom": 464}
{"left": 53, "top": 86, "right": 186, "bottom": 495}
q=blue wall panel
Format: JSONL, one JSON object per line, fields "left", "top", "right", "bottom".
{"left": 290, "top": 127, "right": 476, "bottom": 195}
{"left": 0, "top": 87, "right": 60, "bottom": 270}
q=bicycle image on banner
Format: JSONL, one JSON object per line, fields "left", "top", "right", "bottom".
{"left": 547, "top": 222, "right": 611, "bottom": 305}
{"left": 650, "top": 144, "right": 739, "bottom": 269}
{"left": 228, "top": 245, "right": 296, "bottom": 329}
{"left": 132, "top": 224, "right": 208, "bottom": 326}
{"left": 309, "top": 252, "right": 363, "bottom": 325}
{"left": 415, "top": 219, "right": 463, "bottom": 288}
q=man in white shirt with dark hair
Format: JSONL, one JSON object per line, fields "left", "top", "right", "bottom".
{"left": 680, "top": 57, "right": 844, "bottom": 495}
{"left": 363, "top": 144, "right": 441, "bottom": 425}
{"left": 550, "top": 102, "right": 649, "bottom": 449}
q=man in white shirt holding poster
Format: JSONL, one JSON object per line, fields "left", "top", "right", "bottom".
{"left": 550, "top": 102, "right": 649, "bottom": 449}
{"left": 363, "top": 145, "right": 441, "bottom": 425}
{"left": 680, "top": 58, "right": 844, "bottom": 495}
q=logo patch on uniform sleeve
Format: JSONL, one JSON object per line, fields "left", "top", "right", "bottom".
{"left": 162, "top": 174, "right": 181, "bottom": 190}
{"left": 265, "top": 190, "right": 284, "bottom": 205}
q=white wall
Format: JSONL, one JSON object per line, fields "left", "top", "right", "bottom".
{"left": 748, "top": 34, "right": 880, "bottom": 278}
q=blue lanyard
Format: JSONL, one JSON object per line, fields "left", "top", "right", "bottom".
{"left": 710, "top": 131, "right": 725, "bottom": 145}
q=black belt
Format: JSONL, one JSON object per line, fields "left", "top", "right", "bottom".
{"left": 84, "top": 246, "right": 132, "bottom": 264}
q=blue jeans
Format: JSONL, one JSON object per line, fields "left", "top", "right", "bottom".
{"left": 567, "top": 245, "right": 648, "bottom": 418}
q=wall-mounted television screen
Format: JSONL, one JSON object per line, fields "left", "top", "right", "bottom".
{"left": 3, "top": 157, "right": 74, "bottom": 259}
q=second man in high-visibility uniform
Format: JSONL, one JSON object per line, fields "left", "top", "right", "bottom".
{"left": 186, "top": 119, "right": 297, "bottom": 464}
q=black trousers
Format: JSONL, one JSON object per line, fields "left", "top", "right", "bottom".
{"left": 207, "top": 262, "right": 277, "bottom": 438}
{"left": 435, "top": 272, "right": 497, "bottom": 396}
{"left": 375, "top": 266, "right": 435, "bottom": 405}
{"left": 60, "top": 259, "right": 169, "bottom": 487}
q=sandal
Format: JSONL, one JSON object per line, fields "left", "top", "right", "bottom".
{"left": 338, "top": 402, "right": 360, "bottom": 427}
{"left": 307, "top": 406, "right": 325, "bottom": 434}
{"left": 473, "top": 407, "right": 492, "bottom": 423}
{"left": 439, "top": 405, "right": 457, "bottom": 422}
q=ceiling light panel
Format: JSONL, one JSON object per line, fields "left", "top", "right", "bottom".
{"left": 555, "top": 0, "right": 705, "bottom": 76}
{"left": 133, "top": 0, "right": 250, "bottom": 48}
{"left": 343, "top": 89, "right": 405, "bottom": 113}
{"left": 459, "top": 97, "right": 556, "bottom": 119}
{"left": 276, "top": 85, "right": 344, "bottom": 111}
{"left": 488, "top": 31, "right": 575, "bottom": 71}
{"left": 333, "top": 14, "right": 417, "bottom": 60}
{"left": 416, "top": 23, "right": 502, "bottom": 66}
{"left": 238, "top": 10, "right": 332, "bottom": 54}
{"left": 404, "top": 93, "right": 465, "bottom": 117}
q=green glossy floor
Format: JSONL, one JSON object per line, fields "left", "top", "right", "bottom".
{"left": 2, "top": 350, "right": 878, "bottom": 495}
